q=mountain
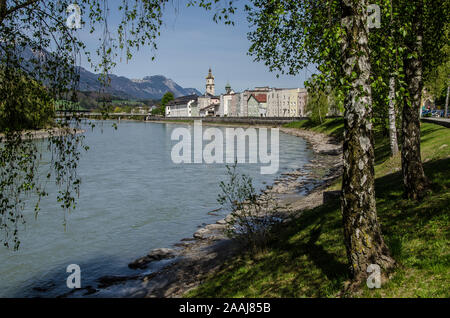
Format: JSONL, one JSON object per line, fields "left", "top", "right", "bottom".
{"left": 15, "top": 46, "right": 201, "bottom": 100}
{"left": 78, "top": 68, "right": 201, "bottom": 100}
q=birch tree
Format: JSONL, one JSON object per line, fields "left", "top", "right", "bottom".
{"left": 193, "top": 0, "right": 395, "bottom": 283}
{"left": 395, "top": 0, "right": 448, "bottom": 200}
{"left": 339, "top": 0, "right": 395, "bottom": 281}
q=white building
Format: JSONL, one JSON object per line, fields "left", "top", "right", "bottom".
{"left": 219, "top": 83, "right": 235, "bottom": 117}
{"left": 267, "top": 88, "right": 307, "bottom": 117}
{"left": 165, "top": 67, "right": 307, "bottom": 118}
{"left": 165, "top": 95, "right": 198, "bottom": 117}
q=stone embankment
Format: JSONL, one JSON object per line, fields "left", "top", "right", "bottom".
{"left": 59, "top": 126, "right": 343, "bottom": 298}
{"left": 147, "top": 116, "right": 309, "bottom": 126}
{"left": 0, "top": 127, "right": 85, "bottom": 141}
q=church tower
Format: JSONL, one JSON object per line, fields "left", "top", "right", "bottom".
{"left": 205, "top": 68, "right": 215, "bottom": 96}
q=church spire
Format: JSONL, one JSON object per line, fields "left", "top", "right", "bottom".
{"left": 205, "top": 67, "right": 215, "bottom": 95}
{"left": 206, "top": 67, "right": 214, "bottom": 80}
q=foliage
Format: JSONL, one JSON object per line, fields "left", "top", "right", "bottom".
{"left": 161, "top": 91, "right": 174, "bottom": 107}
{"left": 306, "top": 89, "right": 328, "bottom": 125}
{"left": 424, "top": 23, "right": 450, "bottom": 106}
{"left": 304, "top": 76, "right": 341, "bottom": 124}
{"left": 0, "top": 68, "right": 54, "bottom": 132}
{"left": 149, "top": 91, "right": 173, "bottom": 116}
{"left": 151, "top": 105, "right": 165, "bottom": 116}
{"left": 0, "top": 0, "right": 168, "bottom": 249}
{"left": 187, "top": 122, "right": 450, "bottom": 298}
{"left": 218, "top": 163, "right": 282, "bottom": 251}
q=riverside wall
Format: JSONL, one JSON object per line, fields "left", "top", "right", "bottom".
{"left": 146, "top": 116, "right": 309, "bottom": 125}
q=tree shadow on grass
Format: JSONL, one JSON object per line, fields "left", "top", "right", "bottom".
{"left": 268, "top": 203, "right": 348, "bottom": 295}
{"left": 374, "top": 157, "right": 450, "bottom": 245}
{"left": 193, "top": 157, "right": 449, "bottom": 297}
{"left": 280, "top": 218, "right": 348, "bottom": 279}
{"left": 375, "top": 157, "right": 450, "bottom": 198}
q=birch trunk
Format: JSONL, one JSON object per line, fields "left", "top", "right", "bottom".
{"left": 340, "top": 0, "right": 394, "bottom": 283}
{"left": 388, "top": 76, "right": 399, "bottom": 156}
{"left": 445, "top": 84, "right": 449, "bottom": 117}
{"left": 401, "top": 0, "right": 429, "bottom": 200}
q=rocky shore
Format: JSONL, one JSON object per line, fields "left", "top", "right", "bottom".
{"left": 0, "top": 127, "right": 85, "bottom": 141}
{"left": 59, "top": 126, "right": 343, "bottom": 298}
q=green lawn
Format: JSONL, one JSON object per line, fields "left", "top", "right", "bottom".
{"left": 187, "top": 120, "right": 450, "bottom": 298}
{"left": 283, "top": 118, "right": 345, "bottom": 141}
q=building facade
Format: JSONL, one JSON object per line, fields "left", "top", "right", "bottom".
{"left": 247, "top": 94, "right": 267, "bottom": 117}
{"left": 267, "top": 88, "right": 307, "bottom": 117}
{"left": 219, "top": 83, "right": 235, "bottom": 117}
{"left": 165, "top": 95, "right": 199, "bottom": 117}
{"left": 163, "top": 68, "right": 307, "bottom": 118}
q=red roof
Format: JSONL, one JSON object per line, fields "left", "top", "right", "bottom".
{"left": 253, "top": 94, "right": 267, "bottom": 103}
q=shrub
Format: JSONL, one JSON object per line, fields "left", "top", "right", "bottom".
{"left": 218, "top": 163, "right": 282, "bottom": 251}
{"left": 0, "top": 68, "right": 54, "bottom": 132}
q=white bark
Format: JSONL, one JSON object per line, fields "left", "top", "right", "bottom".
{"left": 388, "top": 76, "right": 399, "bottom": 155}
{"left": 340, "top": 0, "right": 394, "bottom": 281}
{"left": 445, "top": 84, "right": 449, "bottom": 117}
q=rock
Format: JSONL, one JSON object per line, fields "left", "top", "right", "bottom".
{"left": 205, "top": 223, "right": 224, "bottom": 231}
{"left": 148, "top": 248, "right": 177, "bottom": 261}
{"left": 208, "top": 234, "right": 227, "bottom": 241}
{"left": 318, "top": 147, "right": 342, "bottom": 156}
{"left": 180, "top": 237, "right": 196, "bottom": 242}
{"left": 193, "top": 228, "right": 210, "bottom": 240}
{"left": 128, "top": 256, "right": 152, "bottom": 269}
{"left": 128, "top": 248, "right": 177, "bottom": 269}
{"left": 97, "top": 275, "right": 139, "bottom": 288}
{"left": 83, "top": 286, "right": 98, "bottom": 296}
{"left": 225, "top": 215, "right": 234, "bottom": 223}
{"left": 193, "top": 223, "right": 226, "bottom": 240}
{"left": 174, "top": 242, "right": 193, "bottom": 248}
{"left": 216, "top": 218, "right": 227, "bottom": 225}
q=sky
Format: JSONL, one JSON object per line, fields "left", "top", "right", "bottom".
{"left": 77, "top": 1, "right": 316, "bottom": 95}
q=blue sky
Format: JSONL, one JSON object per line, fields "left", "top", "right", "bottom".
{"left": 78, "top": 2, "right": 315, "bottom": 95}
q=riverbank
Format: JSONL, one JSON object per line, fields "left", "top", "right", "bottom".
{"left": 0, "top": 127, "right": 85, "bottom": 140}
{"left": 145, "top": 116, "right": 309, "bottom": 126}
{"left": 187, "top": 120, "right": 450, "bottom": 298}
{"left": 62, "top": 120, "right": 344, "bottom": 297}
{"left": 132, "top": 125, "right": 343, "bottom": 298}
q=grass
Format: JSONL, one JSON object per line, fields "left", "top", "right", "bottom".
{"left": 283, "top": 118, "right": 345, "bottom": 141}
{"left": 186, "top": 119, "right": 450, "bottom": 298}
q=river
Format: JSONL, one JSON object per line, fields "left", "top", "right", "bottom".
{"left": 0, "top": 120, "right": 313, "bottom": 297}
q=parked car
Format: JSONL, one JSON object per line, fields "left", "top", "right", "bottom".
{"left": 433, "top": 110, "right": 444, "bottom": 117}
{"left": 422, "top": 110, "right": 432, "bottom": 117}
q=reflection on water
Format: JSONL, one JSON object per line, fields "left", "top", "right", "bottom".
{"left": 0, "top": 120, "right": 313, "bottom": 297}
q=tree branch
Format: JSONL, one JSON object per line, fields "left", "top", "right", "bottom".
{"left": 0, "top": 0, "right": 40, "bottom": 24}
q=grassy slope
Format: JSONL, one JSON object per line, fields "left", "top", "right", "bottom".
{"left": 187, "top": 119, "right": 450, "bottom": 298}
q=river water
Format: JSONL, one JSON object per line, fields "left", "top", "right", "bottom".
{"left": 0, "top": 120, "right": 313, "bottom": 297}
